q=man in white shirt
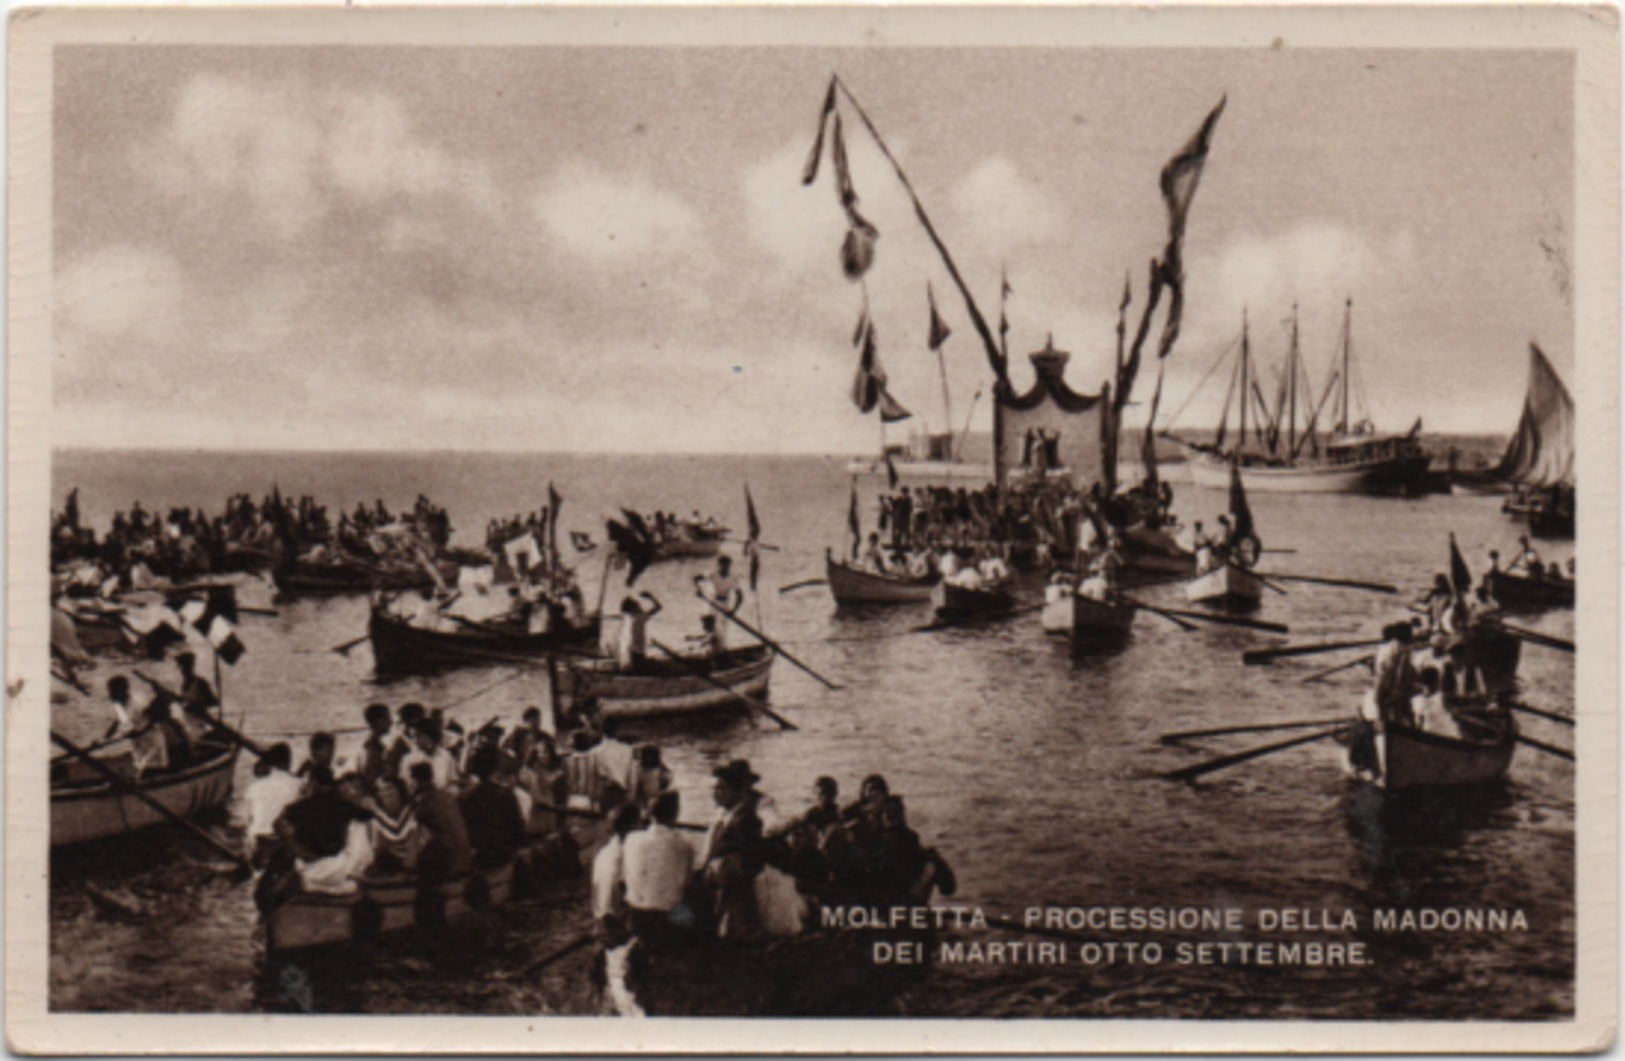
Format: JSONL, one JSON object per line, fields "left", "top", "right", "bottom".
{"left": 621, "top": 792, "right": 696, "bottom": 944}
{"left": 243, "top": 743, "right": 303, "bottom": 864}
{"left": 591, "top": 717, "right": 635, "bottom": 803}
{"left": 591, "top": 804, "right": 643, "bottom": 939}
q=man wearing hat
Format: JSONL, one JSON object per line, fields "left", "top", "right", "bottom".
{"left": 700, "top": 759, "right": 765, "bottom": 941}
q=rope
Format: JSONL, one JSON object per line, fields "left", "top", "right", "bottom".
{"left": 1164, "top": 332, "right": 1240, "bottom": 432}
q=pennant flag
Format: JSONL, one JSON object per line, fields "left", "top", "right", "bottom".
{"left": 620, "top": 508, "right": 653, "bottom": 543}
{"left": 1228, "top": 462, "right": 1255, "bottom": 547}
{"left": 206, "top": 615, "right": 246, "bottom": 666}
{"left": 606, "top": 518, "right": 657, "bottom": 587}
{"left": 927, "top": 283, "right": 952, "bottom": 350}
{"left": 801, "top": 78, "right": 838, "bottom": 186}
{"left": 1154, "top": 96, "right": 1226, "bottom": 362}
{"left": 851, "top": 318, "right": 913, "bottom": 422}
{"left": 744, "top": 486, "right": 762, "bottom": 593}
{"left": 1449, "top": 533, "right": 1473, "bottom": 597}
{"left": 848, "top": 484, "right": 861, "bottom": 561}
{"left": 570, "top": 531, "right": 595, "bottom": 552}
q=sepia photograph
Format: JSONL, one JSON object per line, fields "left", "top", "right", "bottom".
{"left": 6, "top": 5, "right": 1617, "bottom": 1054}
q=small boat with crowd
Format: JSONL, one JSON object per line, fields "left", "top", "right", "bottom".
{"left": 931, "top": 579, "right": 1016, "bottom": 622}
{"left": 652, "top": 520, "right": 730, "bottom": 561}
{"left": 1348, "top": 694, "right": 1519, "bottom": 792}
{"left": 274, "top": 559, "right": 444, "bottom": 597}
{"left": 825, "top": 553, "right": 937, "bottom": 605}
{"left": 367, "top": 606, "right": 602, "bottom": 677}
{"left": 1485, "top": 567, "right": 1574, "bottom": 611}
{"left": 50, "top": 737, "right": 239, "bottom": 847}
{"left": 1185, "top": 563, "right": 1264, "bottom": 609}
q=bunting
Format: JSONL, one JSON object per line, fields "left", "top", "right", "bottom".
{"left": 851, "top": 315, "right": 913, "bottom": 423}
{"left": 1155, "top": 96, "right": 1227, "bottom": 362}
{"left": 830, "top": 114, "right": 879, "bottom": 280}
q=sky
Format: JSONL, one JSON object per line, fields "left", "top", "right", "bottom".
{"left": 51, "top": 44, "right": 1574, "bottom": 453}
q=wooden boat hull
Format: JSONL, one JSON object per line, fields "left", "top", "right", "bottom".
{"left": 1450, "top": 477, "right": 1513, "bottom": 497}
{"left": 1071, "top": 593, "right": 1136, "bottom": 642}
{"left": 1364, "top": 717, "right": 1518, "bottom": 792}
{"left": 1184, "top": 447, "right": 1431, "bottom": 496}
{"left": 51, "top": 741, "right": 238, "bottom": 847}
{"left": 266, "top": 863, "right": 517, "bottom": 952}
{"left": 1485, "top": 569, "right": 1574, "bottom": 610}
{"left": 1117, "top": 525, "right": 1195, "bottom": 583}
{"left": 1185, "top": 564, "right": 1264, "bottom": 608}
{"left": 368, "top": 610, "right": 601, "bottom": 677}
{"left": 845, "top": 456, "right": 991, "bottom": 481}
{"left": 827, "top": 556, "right": 937, "bottom": 604}
{"left": 561, "top": 646, "right": 775, "bottom": 719}
{"left": 931, "top": 580, "right": 1016, "bottom": 621}
{"left": 273, "top": 563, "right": 439, "bottom": 596}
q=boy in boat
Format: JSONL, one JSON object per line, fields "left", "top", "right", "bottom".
{"left": 385, "top": 702, "right": 427, "bottom": 780}
{"left": 243, "top": 742, "right": 302, "bottom": 866}
{"left": 459, "top": 743, "right": 526, "bottom": 872}
{"left": 297, "top": 732, "right": 338, "bottom": 792}
{"left": 860, "top": 532, "right": 889, "bottom": 574}
{"left": 403, "top": 717, "right": 462, "bottom": 792}
{"left": 356, "top": 703, "right": 394, "bottom": 785}
{"left": 615, "top": 591, "right": 662, "bottom": 670}
{"left": 695, "top": 556, "right": 742, "bottom": 640}
{"left": 686, "top": 613, "right": 723, "bottom": 663}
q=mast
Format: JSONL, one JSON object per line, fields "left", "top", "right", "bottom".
{"left": 1287, "top": 303, "right": 1299, "bottom": 456}
{"left": 1239, "top": 310, "right": 1250, "bottom": 453}
{"left": 1337, "top": 297, "right": 1352, "bottom": 435}
{"left": 936, "top": 347, "right": 955, "bottom": 459}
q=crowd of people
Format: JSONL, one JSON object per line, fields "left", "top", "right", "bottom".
{"left": 52, "top": 653, "right": 224, "bottom": 782}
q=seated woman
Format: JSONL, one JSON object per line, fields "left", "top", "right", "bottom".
{"left": 367, "top": 775, "right": 424, "bottom": 875}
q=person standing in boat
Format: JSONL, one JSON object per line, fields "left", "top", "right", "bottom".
{"left": 592, "top": 804, "right": 643, "bottom": 938}
{"left": 700, "top": 759, "right": 766, "bottom": 942}
{"left": 615, "top": 591, "right": 662, "bottom": 671}
{"left": 243, "top": 742, "right": 302, "bottom": 866}
{"left": 459, "top": 743, "right": 526, "bottom": 872}
{"left": 694, "top": 556, "right": 743, "bottom": 648}
{"left": 356, "top": 703, "right": 394, "bottom": 786}
{"left": 1365, "top": 622, "right": 1418, "bottom": 727}
{"left": 687, "top": 613, "right": 723, "bottom": 663}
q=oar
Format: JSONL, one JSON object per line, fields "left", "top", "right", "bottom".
{"left": 1302, "top": 654, "right": 1375, "bottom": 684}
{"left": 650, "top": 639, "right": 798, "bottom": 731}
{"left": 1243, "top": 638, "right": 1384, "bottom": 665}
{"left": 1123, "top": 599, "right": 1289, "bottom": 636}
{"left": 1516, "top": 734, "right": 1574, "bottom": 761}
{"left": 1164, "top": 725, "right": 1352, "bottom": 782}
{"left": 238, "top": 605, "right": 280, "bottom": 618}
{"left": 699, "top": 597, "right": 842, "bottom": 691}
{"left": 1261, "top": 548, "right": 1299, "bottom": 555}
{"left": 1499, "top": 623, "right": 1575, "bottom": 654}
{"left": 1143, "top": 604, "right": 1198, "bottom": 632}
{"left": 495, "top": 932, "right": 597, "bottom": 981}
{"left": 1160, "top": 718, "right": 1352, "bottom": 745}
{"left": 1263, "top": 573, "right": 1399, "bottom": 595}
{"left": 50, "top": 731, "right": 254, "bottom": 877}
{"left": 778, "top": 578, "right": 828, "bottom": 595}
{"left": 330, "top": 634, "right": 369, "bottom": 656}
{"left": 1226, "top": 560, "right": 1287, "bottom": 595}
{"left": 1506, "top": 701, "right": 1576, "bottom": 728}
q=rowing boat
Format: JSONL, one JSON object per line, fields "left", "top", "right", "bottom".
{"left": 652, "top": 521, "right": 729, "bottom": 561}
{"left": 51, "top": 739, "right": 239, "bottom": 847}
{"left": 1347, "top": 702, "right": 1517, "bottom": 792}
{"left": 265, "top": 824, "right": 603, "bottom": 953}
{"left": 558, "top": 644, "right": 775, "bottom": 719}
{"left": 826, "top": 555, "right": 937, "bottom": 605}
{"left": 1185, "top": 563, "right": 1264, "bottom": 609}
{"left": 1069, "top": 592, "right": 1137, "bottom": 644}
{"left": 1485, "top": 569, "right": 1574, "bottom": 611}
{"left": 367, "top": 608, "right": 602, "bottom": 677}
{"left": 273, "top": 561, "right": 441, "bottom": 596}
{"left": 931, "top": 580, "right": 1016, "bottom": 622}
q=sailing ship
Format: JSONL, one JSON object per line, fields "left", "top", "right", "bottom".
{"left": 1495, "top": 345, "right": 1575, "bottom": 539}
{"left": 1172, "top": 301, "right": 1431, "bottom": 495}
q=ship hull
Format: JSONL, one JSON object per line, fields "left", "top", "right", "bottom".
{"left": 1183, "top": 447, "right": 1430, "bottom": 496}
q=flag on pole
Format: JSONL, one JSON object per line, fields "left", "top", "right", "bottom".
{"left": 1155, "top": 96, "right": 1226, "bottom": 361}
{"left": 800, "top": 78, "right": 838, "bottom": 186}
{"left": 743, "top": 486, "right": 762, "bottom": 593}
{"left": 851, "top": 316, "right": 913, "bottom": 422}
{"left": 927, "top": 283, "right": 952, "bottom": 350}
{"left": 1449, "top": 532, "right": 1473, "bottom": 596}
{"left": 206, "top": 615, "right": 246, "bottom": 665}
{"left": 547, "top": 482, "right": 563, "bottom": 569}
{"left": 848, "top": 484, "right": 861, "bottom": 561}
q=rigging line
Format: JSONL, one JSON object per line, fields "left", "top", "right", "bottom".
{"left": 1163, "top": 331, "right": 1241, "bottom": 430}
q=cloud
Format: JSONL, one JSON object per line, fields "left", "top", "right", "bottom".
{"left": 56, "top": 245, "right": 185, "bottom": 343}
{"left": 530, "top": 161, "right": 704, "bottom": 269}
{"left": 1193, "top": 222, "right": 1419, "bottom": 328}
{"left": 134, "top": 72, "right": 503, "bottom": 242}
{"left": 948, "top": 156, "right": 1067, "bottom": 251}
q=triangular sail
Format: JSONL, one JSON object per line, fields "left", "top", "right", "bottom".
{"left": 1497, "top": 344, "right": 1574, "bottom": 487}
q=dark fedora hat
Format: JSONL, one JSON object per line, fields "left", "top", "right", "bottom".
{"left": 712, "top": 758, "right": 759, "bottom": 788}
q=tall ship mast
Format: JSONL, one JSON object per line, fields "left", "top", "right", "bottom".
{"left": 1167, "top": 299, "right": 1431, "bottom": 495}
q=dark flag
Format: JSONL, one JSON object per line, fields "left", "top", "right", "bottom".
{"left": 620, "top": 508, "right": 653, "bottom": 543}
{"left": 852, "top": 317, "right": 913, "bottom": 422}
{"left": 1449, "top": 533, "right": 1473, "bottom": 596}
{"left": 998, "top": 268, "right": 1013, "bottom": 350}
{"left": 206, "top": 616, "right": 246, "bottom": 666}
{"left": 606, "top": 518, "right": 656, "bottom": 587}
{"left": 64, "top": 488, "right": 80, "bottom": 530}
{"left": 547, "top": 482, "right": 563, "bottom": 569}
{"left": 830, "top": 113, "right": 879, "bottom": 280}
{"left": 801, "top": 78, "right": 838, "bottom": 186}
{"left": 743, "top": 486, "right": 762, "bottom": 593}
{"left": 1154, "top": 96, "right": 1227, "bottom": 362}
{"left": 848, "top": 483, "right": 861, "bottom": 560}
{"left": 927, "top": 283, "right": 952, "bottom": 350}
{"left": 570, "top": 531, "right": 595, "bottom": 552}
{"left": 1228, "top": 462, "right": 1255, "bottom": 546}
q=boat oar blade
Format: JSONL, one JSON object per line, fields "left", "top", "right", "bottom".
{"left": 1242, "top": 638, "right": 1383, "bottom": 665}
{"left": 1499, "top": 623, "right": 1575, "bottom": 654}
{"left": 1301, "top": 654, "right": 1376, "bottom": 684}
{"left": 777, "top": 578, "right": 828, "bottom": 595}
{"left": 1163, "top": 725, "right": 1351, "bottom": 783}
{"left": 1506, "top": 701, "right": 1576, "bottom": 728}
{"left": 1130, "top": 601, "right": 1289, "bottom": 635}
{"left": 330, "top": 634, "right": 370, "bottom": 656}
{"left": 1516, "top": 734, "right": 1574, "bottom": 761}
{"left": 1160, "top": 718, "right": 1351, "bottom": 745}
{"left": 1264, "top": 573, "right": 1400, "bottom": 595}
